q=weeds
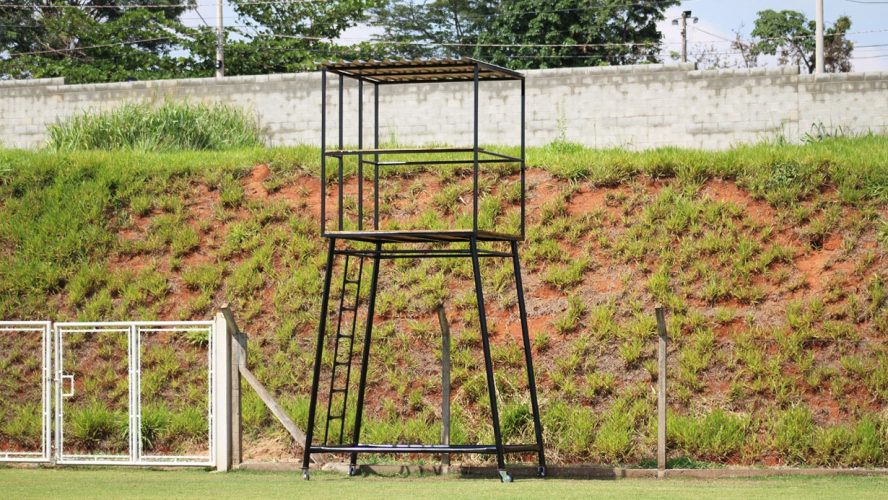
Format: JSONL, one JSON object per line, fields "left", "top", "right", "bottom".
{"left": 48, "top": 102, "right": 263, "bottom": 151}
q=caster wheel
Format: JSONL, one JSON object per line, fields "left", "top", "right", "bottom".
{"left": 302, "top": 470, "right": 310, "bottom": 481}
{"left": 537, "top": 466, "right": 547, "bottom": 478}
{"left": 498, "top": 470, "right": 513, "bottom": 483}
{"left": 348, "top": 465, "right": 359, "bottom": 477}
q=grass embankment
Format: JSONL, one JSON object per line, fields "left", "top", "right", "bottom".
{"left": 1, "top": 468, "right": 887, "bottom": 500}
{"left": 0, "top": 136, "right": 887, "bottom": 467}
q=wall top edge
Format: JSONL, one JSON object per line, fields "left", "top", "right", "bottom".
{"left": 799, "top": 71, "right": 888, "bottom": 82}
{"left": 688, "top": 66, "right": 800, "bottom": 78}
{"left": 527, "top": 63, "right": 697, "bottom": 77}
{"left": 0, "top": 77, "right": 65, "bottom": 88}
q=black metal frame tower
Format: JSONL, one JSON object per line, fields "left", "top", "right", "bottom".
{"left": 301, "top": 58, "right": 545, "bottom": 482}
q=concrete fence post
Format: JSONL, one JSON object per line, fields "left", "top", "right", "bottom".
{"left": 213, "top": 312, "right": 232, "bottom": 471}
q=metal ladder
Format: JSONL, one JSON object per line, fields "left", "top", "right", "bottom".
{"left": 322, "top": 254, "right": 365, "bottom": 445}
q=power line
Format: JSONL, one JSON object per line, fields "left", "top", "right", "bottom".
{"left": 0, "top": 1, "right": 324, "bottom": 8}
{"left": 5, "top": 37, "right": 169, "bottom": 57}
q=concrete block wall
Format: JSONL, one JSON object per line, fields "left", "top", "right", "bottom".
{"left": 1, "top": 64, "right": 887, "bottom": 150}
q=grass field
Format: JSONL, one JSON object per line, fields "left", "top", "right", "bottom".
{"left": 1, "top": 468, "right": 886, "bottom": 500}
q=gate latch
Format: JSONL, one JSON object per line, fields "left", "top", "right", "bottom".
{"left": 61, "top": 374, "right": 75, "bottom": 398}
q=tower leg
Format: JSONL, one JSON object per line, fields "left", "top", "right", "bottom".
{"left": 470, "top": 238, "right": 511, "bottom": 482}
{"left": 511, "top": 241, "right": 547, "bottom": 477}
{"left": 302, "top": 238, "right": 337, "bottom": 480}
{"left": 349, "top": 243, "right": 383, "bottom": 475}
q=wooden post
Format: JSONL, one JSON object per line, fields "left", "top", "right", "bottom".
{"left": 221, "top": 305, "right": 245, "bottom": 467}
{"left": 655, "top": 306, "right": 668, "bottom": 476}
{"left": 436, "top": 305, "right": 451, "bottom": 467}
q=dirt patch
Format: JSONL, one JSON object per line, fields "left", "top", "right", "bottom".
{"left": 567, "top": 187, "right": 608, "bottom": 217}
{"left": 242, "top": 435, "right": 297, "bottom": 462}
{"left": 701, "top": 178, "right": 776, "bottom": 223}
{"left": 245, "top": 164, "right": 271, "bottom": 199}
{"left": 795, "top": 234, "right": 844, "bottom": 292}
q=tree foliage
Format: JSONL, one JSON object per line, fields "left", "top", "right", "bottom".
{"left": 225, "top": 0, "right": 384, "bottom": 75}
{"left": 751, "top": 9, "right": 853, "bottom": 74}
{"left": 1, "top": 1, "right": 211, "bottom": 83}
{"left": 372, "top": 0, "right": 679, "bottom": 69}
{"left": 0, "top": 1, "right": 381, "bottom": 82}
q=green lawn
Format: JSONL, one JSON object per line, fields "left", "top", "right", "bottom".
{"left": 1, "top": 468, "right": 886, "bottom": 500}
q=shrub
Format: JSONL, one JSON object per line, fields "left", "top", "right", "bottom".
{"left": 48, "top": 102, "right": 263, "bottom": 151}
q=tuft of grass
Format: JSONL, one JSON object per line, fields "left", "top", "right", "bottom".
{"left": 668, "top": 410, "right": 751, "bottom": 461}
{"left": 68, "top": 400, "right": 127, "bottom": 452}
{"left": 1, "top": 403, "right": 42, "bottom": 448}
{"left": 542, "top": 257, "right": 591, "bottom": 290}
{"left": 773, "top": 405, "right": 816, "bottom": 464}
{"left": 140, "top": 405, "right": 172, "bottom": 451}
{"left": 48, "top": 102, "right": 263, "bottom": 151}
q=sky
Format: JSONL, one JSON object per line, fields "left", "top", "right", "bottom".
{"left": 188, "top": 1, "right": 888, "bottom": 72}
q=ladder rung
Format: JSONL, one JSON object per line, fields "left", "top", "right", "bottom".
{"left": 345, "top": 279, "right": 361, "bottom": 285}
{"left": 331, "top": 388, "right": 347, "bottom": 394}
{"left": 334, "top": 360, "right": 351, "bottom": 366}
{"left": 328, "top": 414, "right": 343, "bottom": 420}
{"left": 337, "top": 334, "right": 353, "bottom": 339}
{"left": 341, "top": 305, "right": 357, "bottom": 312}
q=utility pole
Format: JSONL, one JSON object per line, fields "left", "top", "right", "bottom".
{"left": 672, "top": 10, "right": 698, "bottom": 63}
{"left": 815, "top": 0, "right": 825, "bottom": 74}
{"left": 216, "top": 0, "right": 224, "bottom": 78}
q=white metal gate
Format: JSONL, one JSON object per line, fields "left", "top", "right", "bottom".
{"left": 0, "top": 321, "right": 52, "bottom": 462}
{"left": 54, "top": 321, "right": 215, "bottom": 466}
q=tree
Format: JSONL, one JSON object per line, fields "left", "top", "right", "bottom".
{"left": 751, "top": 9, "right": 853, "bottom": 74}
{"left": 371, "top": 0, "right": 679, "bottom": 69}
{"left": 0, "top": 1, "right": 380, "bottom": 82}
{"left": 225, "top": 0, "right": 384, "bottom": 76}
{"left": 370, "top": 0, "right": 495, "bottom": 59}
{"left": 1, "top": 1, "right": 209, "bottom": 83}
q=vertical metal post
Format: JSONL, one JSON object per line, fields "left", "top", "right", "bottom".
{"left": 349, "top": 243, "right": 383, "bottom": 475}
{"left": 215, "top": 0, "right": 224, "bottom": 77}
{"left": 338, "top": 75, "right": 344, "bottom": 231}
{"left": 815, "top": 0, "right": 825, "bottom": 74}
{"left": 374, "top": 84, "right": 380, "bottom": 230}
{"left": 680, "top": 14, "right": 688, "bottom": 63}
{"left": 42, "top": 322, "right": 51, "bottom": 462}
{"left": 302, "top": 238, "right": 337, "bottom": 479}
{"left": 320, "top": 69, "right": 326, "bottom": 236}
{"left": 470, "top": 237, "right": 510, "bottom": 482}
{"left": 437, "top": 305, "right": 451, "bottom": 467}
{"left": 358, "top": 80, "right": 364, "bottom": 230}
{"left": 472, "top": 63, "right": 480, "bottom": 232}
{"left": 511, "top": 241, "right": 546, "bottom": 476}
{"left": 130, "top": 324, "right": 139, "bottom": 464}
{"left": 656, "top": 306, "right": 668, "bottom": 475}
{"left": 53, "top": 324, "right": 61, "bottom": 463}
{"left": 520, "top": 78, "right": 526, "bottom": 240}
